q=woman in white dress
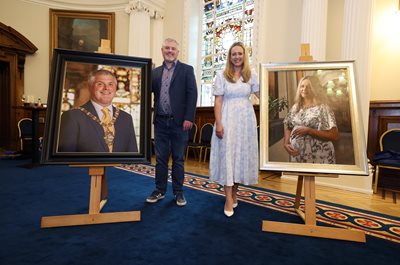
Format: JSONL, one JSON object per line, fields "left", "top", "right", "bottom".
{"left": 209, "top": 42, "right": 260, "bottom": 217}
{"left": 283, "top": 76, "right": 339, "bottom": 164}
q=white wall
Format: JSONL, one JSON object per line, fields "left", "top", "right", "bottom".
{"left": 370, "top": 0, "right": 400, "bottom": 100}
{"left": 257, "top": 0, "right": 303, "bottom": 64}
{"left": 163, "top": 0, "right": 184, "bottom": 57}
{"left": 114, "top": 12, "right": 130, "bottom": 56}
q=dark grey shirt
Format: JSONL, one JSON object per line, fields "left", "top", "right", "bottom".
{"left": 159, "top": 61, "right": 176, "bottom": 115}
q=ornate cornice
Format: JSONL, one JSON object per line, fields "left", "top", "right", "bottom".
{"left": 21, "top": 0, "right": 166, "bottom": 14}
{"left": 124, "top": 0, "right": 164, "bottom": 19}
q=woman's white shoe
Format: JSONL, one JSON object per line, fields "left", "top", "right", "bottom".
{"left": 224, "top": 210, "right": 234, "bottom": 217}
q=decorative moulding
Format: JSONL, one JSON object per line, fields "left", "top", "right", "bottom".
{"left": 21, "top": 0, "right": 166, "bottom": 13}
{"left": 124, "top": 0, "right": 165, "bottom": 19}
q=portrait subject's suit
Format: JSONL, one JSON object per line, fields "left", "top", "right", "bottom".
{"left": 152, "top": 60, "right": 198, "bottom": 125}
{"left": 58, "top": 101, "right": 138, "bottom": 152}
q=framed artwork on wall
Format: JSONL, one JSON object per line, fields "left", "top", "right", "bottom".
{"left": 41, "top": 49, "right": 152, "bottom": 165}
{"left": 49, "top": 9, "right": 115, "bottom": 59}
{"left": 259, "top": 61, "right": 369, "bottom": 176}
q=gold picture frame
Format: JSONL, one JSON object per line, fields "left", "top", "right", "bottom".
{"left": 259, "top": 61, "right": 369, "bottom": 176}
{"left": 50, "top": 9, "right": 115, "bottom": 60}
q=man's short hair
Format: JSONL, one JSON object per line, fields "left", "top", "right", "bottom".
{"left": 162, "top": 38, "right": 179, "bottom": 49}
{"left": 88, "top": 69, "right": 117, "bottom": 86}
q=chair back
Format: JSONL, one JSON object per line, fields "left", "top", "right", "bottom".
{"left": 380, "top": 128, "right": 400, "bottom": 152}
{"left": 199, "top": 123, "right": 213, "bottom": 145}
{"left": 188, "top": 123, "right": 198, "bottom": 144}
{"left": 18, "top": 118, "right": 32, "bottom": 139}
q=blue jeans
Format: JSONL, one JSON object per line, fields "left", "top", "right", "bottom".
{"left": 154, "top": 115, "right": 188, "bottom": 194}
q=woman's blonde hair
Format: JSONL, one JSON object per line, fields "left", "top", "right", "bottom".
{"left": 224, "top": 42, "right": 251, "bottom": 83}
{"left": 293, "top": 75, "right": 322, "bottom": 112}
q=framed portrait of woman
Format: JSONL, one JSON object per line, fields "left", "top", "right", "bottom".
{"left": 259, "top": 61, "right": 368, "bottom": 176}
{"left": 41, "top": 49, "right": 152, "bottom": 165}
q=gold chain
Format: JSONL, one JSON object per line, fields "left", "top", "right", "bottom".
{"left": 77, "top": 106, "right": 120, "bottom": 127}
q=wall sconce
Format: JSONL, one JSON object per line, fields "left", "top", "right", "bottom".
{"left": 336, "top": 89, "right": 343, "bottom": 97}
{"left": 326, "top": 80, "right": 335, "bottom": 96}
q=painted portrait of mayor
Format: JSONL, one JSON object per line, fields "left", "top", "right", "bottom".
{"left": 57, "top": 62, "right": 142, "bottom": 153}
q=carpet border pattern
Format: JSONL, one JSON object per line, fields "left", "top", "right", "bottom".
{"left": 118, "top": 164, "right": 400, "bottom": 243}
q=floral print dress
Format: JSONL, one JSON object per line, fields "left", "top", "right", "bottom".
{"left": 283, "top": 104, "right": 337, "bottom": 164}
{"left": 209, "top": 70, "right": 259, "bottom": 186}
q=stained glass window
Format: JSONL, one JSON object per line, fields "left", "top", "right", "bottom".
{"left": 201, "top": 0, "right": 255, "bottom": 106}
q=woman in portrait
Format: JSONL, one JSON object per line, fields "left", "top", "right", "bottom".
{"left": 283, "top": 75, "right": 339, "bottom": 164}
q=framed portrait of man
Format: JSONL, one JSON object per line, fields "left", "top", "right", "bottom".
{"left": 41, "top": 49, "right": 152, "bottom": 165}
{"left": 259, "top": 61, "right": 368, "bottom": 176}
{"left": 49, "top": 9, "right": 114, "bottom": 61}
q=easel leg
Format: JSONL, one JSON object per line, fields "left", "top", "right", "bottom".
{"left": 304, "top": 176, "right": 316, "bottom": 225}
{"left": 100, "top": 170, "right": 108, "bottom": 211}
{"left": 41, "top": 166, "right": 140, "bottom": 228}
{"left": 294, "top": 175, "right": 303, "bottom": 209}
{"left": 89, "top": 175, "right": 102, "bottom": 214}
{"left": 262, "top": 174, "right": 366, "bottom": 242}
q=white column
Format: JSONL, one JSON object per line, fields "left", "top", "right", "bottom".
{"left": 125, "top": 1, "right": 151, "bottom": 57}
{"left": 151, "top": 14, "right": 164, "bottom": 67}
{"left": 300, "top": 0, "right": 328, "bottom": 61}
{"left": 341, "top": 0, "right": 374, "bottom": 139}
{"left": 340, "top": 0, "right": 374, "bottom": 190}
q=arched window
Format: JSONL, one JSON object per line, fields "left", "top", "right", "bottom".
{"left": 200, "top": 0, "right": 255, "bottom": 106}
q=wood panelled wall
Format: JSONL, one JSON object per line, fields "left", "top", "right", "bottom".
{"left": 194, "top": 105, "right": 260, "bottom": 130}
{"left": 0, "top": 22, "right": 37, "bottom": 150}
{"left": 367, "top": 100, "right": 400, "bottom": 161}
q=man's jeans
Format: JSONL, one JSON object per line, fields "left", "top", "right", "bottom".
{"left": 154, "top": 115, "right": 188, "bottom": 194}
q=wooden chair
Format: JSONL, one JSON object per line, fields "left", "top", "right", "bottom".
{"left": 185, "top": 123, "right": 199, "bottom": 160}
{"left": 198, "top": 123, "right": 214, "bottom": 162}
{"left": 17, "top": 118, "right": 32, "bottom": 152}
{"left": 186, "top": 123, "right": 214, "bottom": 162}
{"left": 372, "top": 128, "right": 400, "bottom": 194}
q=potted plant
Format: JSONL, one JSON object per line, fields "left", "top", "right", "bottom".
{"left": 268, "top": 96, "right": 288, "bottom": 120}
{"left": 268, "top": 96, "right": 288, "bottom": 145}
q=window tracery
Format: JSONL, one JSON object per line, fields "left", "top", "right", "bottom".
{"left": 201, "top": 0, "right": 255, "bottom": 106}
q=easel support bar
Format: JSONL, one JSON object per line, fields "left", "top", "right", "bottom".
{"left": 262, "top": 221, "right": 366, "bottom": 242}
{"left": 41, "top": 211, "right": 140, "bottom": 228}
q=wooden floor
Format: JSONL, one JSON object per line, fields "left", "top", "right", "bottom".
{"left": 178, "top": 157, "right": 400, "bottom": 217}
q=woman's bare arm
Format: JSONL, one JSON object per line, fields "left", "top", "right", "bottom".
{"left": 214, "top": 95, "right": 224, "bottom": 139}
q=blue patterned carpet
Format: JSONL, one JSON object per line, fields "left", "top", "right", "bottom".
{"left": 1, "top": 159, "right": 400, "bottom": 265}
{"left": 119, "top": 164, "right": 400, "bottom": 243}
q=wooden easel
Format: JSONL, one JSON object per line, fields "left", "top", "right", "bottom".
{"left": 41, "top": 42, "right": 139, "bottom": 228}
{"left": 261, "top": 44, "right": 366, "bottom": 242}
{"left": 97, "top": 39, "right": 112, "bottom": 54}
{"left": 298, "top": 43, "right": 314, "bottom": 62}
{"left": 262, "top": 173, "right": 365, "bottom": 242}
{"left": 41, "top": 165, "right": 141, "bottom": 228}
